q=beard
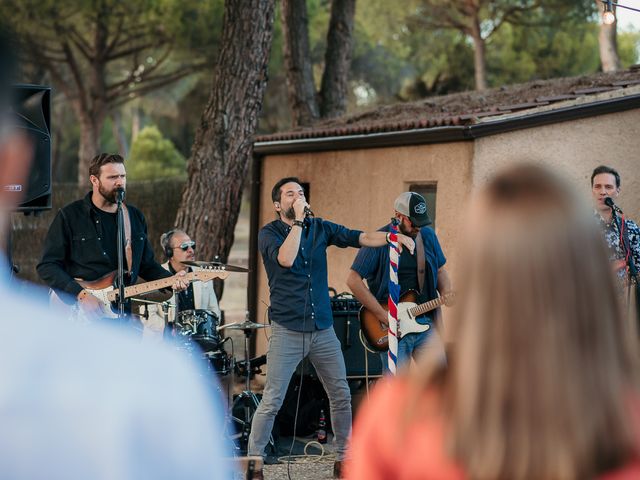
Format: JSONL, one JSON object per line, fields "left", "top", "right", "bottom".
{"left": 98, "top": 182, "right": 121, "bottom": 204}
{"left": 398, "top": 221, "right": 418, "bottom": 238}
{"left": 283, "top": 206, "right": 296, "bottom": 220}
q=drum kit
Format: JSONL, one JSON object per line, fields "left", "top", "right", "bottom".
{"left": 133, "top": 260, "right": 270, "bottom": 454}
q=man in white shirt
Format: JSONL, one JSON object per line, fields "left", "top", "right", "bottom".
{"left": 142, "top": 229, "right": 220, "bottom": 341}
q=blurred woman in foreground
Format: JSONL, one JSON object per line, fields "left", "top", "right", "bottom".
{"left": 345, "top": 165, "right": 640, "bottom": 480}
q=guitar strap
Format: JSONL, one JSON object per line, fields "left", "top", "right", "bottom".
{"left": 122, "top": 204, "right": 133, "bottom": 274}
{"left": 415, "top": 231, "right": 425, "bottom": 294}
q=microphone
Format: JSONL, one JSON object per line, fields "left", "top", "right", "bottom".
{"left": 115, "top": 187, "right": 125, "bottom": 203}
{"left": 604, "top": 196, "right": 623, "bottom": 214}
{"left": 304, "top": 206, "right": 314, "bottom": 217}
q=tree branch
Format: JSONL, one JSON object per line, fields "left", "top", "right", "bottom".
{"left": 106, "top": 44, "right": 173, "bottom": 96}
{"left": 106, "top": 42, "right": 161, "bottom": 61}
{"left": 109, "top": 64, "right": 205, "bottom": 108}
{"left": 54, "top": 27, "right": 90, "bottom": 116}
{"left": 67, "top": 25, "right": 94, "bottom": 61}
{"left": 104, "top": 13, "right": 125, "bottom": 56}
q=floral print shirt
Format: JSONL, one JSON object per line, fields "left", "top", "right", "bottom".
{"left": 595, "top": 210, "right": 640, "bottom": 283}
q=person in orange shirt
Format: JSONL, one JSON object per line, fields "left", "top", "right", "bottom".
{"left": 346, "top": 164, "right": 640, "bottom": 480}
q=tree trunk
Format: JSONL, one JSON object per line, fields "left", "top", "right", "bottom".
{"left": 319, "top": 0, "right": 356, "bottom": 119}
{"left": 76, "top": 111, "right": 104, "bottom": 183}
{"left": 281, "top": 0, "right": 319, "bottom": 127}
{"left": 597, "top": 2, "right": 621, "bottom": 72}
{"left": 175, "top": 0, "right": 276, "bottom": 298}
{"left": 131, "top": 104, "right": 142, "bottom": 144}
{"left": 111, "top": 110, "right": 129, "bottom": 158}
{"left": 470, "top": 17, "right": 487, "bottom": 91}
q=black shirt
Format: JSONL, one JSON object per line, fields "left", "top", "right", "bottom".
{"left": 397, "top": 247, "right": 433, "bottom": 305}
{"left": 94, "top": 207, "right": 122, "bottom": 271}
{"left": 37, "top": 192, "right": 171, "bottom": 300}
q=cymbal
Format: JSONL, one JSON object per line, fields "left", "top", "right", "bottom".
{"left": 181, "top": 260, "right": 249, "bottom": 273}
{"left": 218, "top": 321, "right": 270, "bottom": 331}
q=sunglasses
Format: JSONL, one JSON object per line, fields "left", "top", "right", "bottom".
{"left": 173, "top": 241, "right": 196, "bottom": 251}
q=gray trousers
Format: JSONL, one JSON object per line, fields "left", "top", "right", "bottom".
{"left": 247, "top": 322, "right": 352, "bottom": 460}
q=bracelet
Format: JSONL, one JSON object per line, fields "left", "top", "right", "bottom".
{"left": 292, "top": 220, "right": 304, "bottom": 228}
{"left": 386, "top": 232, "right": 391, "bottom": 243}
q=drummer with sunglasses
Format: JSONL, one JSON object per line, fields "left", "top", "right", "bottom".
{"left": 142, "top": 229, "right": 221, "bottom": 342}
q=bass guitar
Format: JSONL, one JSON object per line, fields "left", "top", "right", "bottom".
{"left": 359, "top": 290, "right": 454, "bottom": 352}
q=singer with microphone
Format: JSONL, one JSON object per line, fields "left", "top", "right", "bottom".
{"left": 591, "top": 165, "right": 640, "bottom": 331}
{"left": 248, "top": 177, "right": 415, "bottom": 476}
{"left": 591, "top": 165, "right": 639, "bottom": 296}
{"left": 38, "top": 153, "right": 188, "bottom": 325}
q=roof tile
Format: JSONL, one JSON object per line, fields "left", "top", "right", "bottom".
{"left": 255, "top": 69, "right": 639, "bottom": 143}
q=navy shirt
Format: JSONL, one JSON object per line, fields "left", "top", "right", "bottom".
{"left": 259, "top": 217, "right": 362, "bottom": 332}
{"left": 351, "top": 223, "right": 446, "bottom": 314}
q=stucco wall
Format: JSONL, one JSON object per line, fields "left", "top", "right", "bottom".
{"left": 472, "top": 108, "right": 640, "bottom": 221}
{"left": 255, "top": 107, "right": 640, "bottom": 359}
{"left": 256, "top": 142, "right": 473, "bottom": 355}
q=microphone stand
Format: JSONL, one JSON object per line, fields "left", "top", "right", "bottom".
{"left": 115, "top": 192, "right": 126, "bottom": 318}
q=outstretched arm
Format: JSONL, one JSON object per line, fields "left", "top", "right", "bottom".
{"left": 358, "top": 231, "right": 415, "bottom": 254}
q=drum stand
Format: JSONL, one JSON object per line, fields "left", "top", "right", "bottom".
{"left": 229, "top": 326, "right": 273, "bottom": 455}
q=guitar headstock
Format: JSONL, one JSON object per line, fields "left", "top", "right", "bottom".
{"left": 193, "top": 267, "right": 230, "bottom": 281}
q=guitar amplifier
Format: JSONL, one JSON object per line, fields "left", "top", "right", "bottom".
{"left": 330, "top": 293, "right": 383, "bottom": 378}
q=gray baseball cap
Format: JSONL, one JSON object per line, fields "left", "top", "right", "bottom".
{"left": 394, "top": 192, "right": 432, "bottom": 227}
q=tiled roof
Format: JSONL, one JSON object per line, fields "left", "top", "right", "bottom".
{"left": 255, "top": 68, "right": 640, "bottom": 143}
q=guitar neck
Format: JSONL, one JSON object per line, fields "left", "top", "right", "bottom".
{"left": 408, "top": 294, "right": 451, "bottom": 317}
{"left": 106, "top": 271, "right": 204, "bottom": 302}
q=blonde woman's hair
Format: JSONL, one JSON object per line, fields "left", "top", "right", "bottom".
{"left": 411, "top": 164, "right": 638, "bottom": 480}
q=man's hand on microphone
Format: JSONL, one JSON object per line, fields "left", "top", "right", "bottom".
{"left": 292, "top": 198, "right": 308, "bottom": 221}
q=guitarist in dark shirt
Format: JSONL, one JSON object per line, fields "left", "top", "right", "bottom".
{"left": 346, "top": 192, "right": 452, "bottom": 371}
{"left": 37, "top": 153, "right": 187, "bottom": 321}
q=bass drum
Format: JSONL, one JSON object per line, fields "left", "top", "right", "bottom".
{"left": 175, "top": 309, "right": 219, "bottom": 336}
{"left": 203, "top": 350, "right": 232, "bottom": 376}
{"left": 172, "top": 309, "right": 221, "bottom": 353}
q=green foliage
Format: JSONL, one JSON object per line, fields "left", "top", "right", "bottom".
{"left": 127, "top": 125, "right": 186, "bottom": 180}
{"left": 619, "top": 29, "right": 640, "bottom": 68}
{"left": 347, "top": 0, "right": 606, "bottom": 103}
{"left": 486, "top": 21, "right": 600, "bottom": 86}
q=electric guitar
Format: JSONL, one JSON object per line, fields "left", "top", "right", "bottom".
{"left": 359, "top": 290, "right": 455, "bottom": 352}
{"left": 50, "top": 268, "right": 229, "bottom": 321}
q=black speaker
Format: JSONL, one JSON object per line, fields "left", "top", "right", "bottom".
{"left": 332, "top": 303, "right": 383, "bottom": 378}
{"left": 12, "top": 85, "right": 51, "bottom": 213}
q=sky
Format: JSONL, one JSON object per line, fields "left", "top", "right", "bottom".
{"left": 616, "top": 2, "right": 639, "bottom": 30}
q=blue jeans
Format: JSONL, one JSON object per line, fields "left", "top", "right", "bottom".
{"left": 380, "top": 326, "right": 445, "bottom": 371}
{"left": 248, "top": 322, "right": 351, "bottom": 460}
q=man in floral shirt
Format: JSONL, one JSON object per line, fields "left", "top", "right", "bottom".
{"left": 591, "top": 165, "right": 639, "bottom": 291}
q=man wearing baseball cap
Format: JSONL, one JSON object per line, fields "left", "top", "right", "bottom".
{"left": 347, "top": 192, "right": 452, "bottom": 370}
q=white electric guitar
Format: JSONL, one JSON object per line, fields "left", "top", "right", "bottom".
{"left": 50, "top": 268, "right": 229, "bottom": 321}
{"left": 359, "top": 289, "right": 455, "bottom": 351}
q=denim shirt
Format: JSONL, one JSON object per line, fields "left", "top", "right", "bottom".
{"left": 259, "top": 217, "right": 362, "bottom": 332}
{"left": 351, "top": 223, "right": 446, "bottom": 306}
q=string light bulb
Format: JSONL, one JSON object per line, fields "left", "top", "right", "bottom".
{"left": 602, "top": 0, "right": 616, "bottom": 24}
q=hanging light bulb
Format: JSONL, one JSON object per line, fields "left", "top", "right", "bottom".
{"left": 602, "top": 0, "right": 616, "bottom": 24}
